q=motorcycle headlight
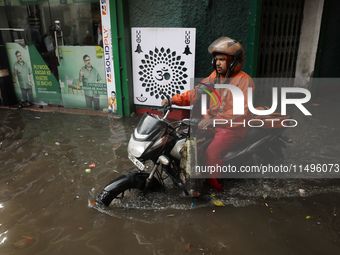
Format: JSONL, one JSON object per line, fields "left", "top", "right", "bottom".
{"left": 127, "top": 135, "right": 152, "bottom": 158}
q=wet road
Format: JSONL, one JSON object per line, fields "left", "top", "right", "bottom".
{"left": 0, "top": 94, "right": 340, "bottom": 254}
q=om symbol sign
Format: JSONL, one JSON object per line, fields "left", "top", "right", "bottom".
{"left": 153, "top": 64, "right": 172, "bottom": 85}
{"left": 155, "top": 67, "right": 170, "bottom": 81}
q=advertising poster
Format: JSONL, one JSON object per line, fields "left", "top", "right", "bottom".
{"left": 131, "top": 27, "right": 196, "bottom": 107}
{"left": 100, "top": 0, "right": 117, "bottom": 114}
{"left": 6, "top": 43, "right": 37, "bottom": 104}
{"left": 28, "top": 45, "right": 61, "bottom": 105}
{"left": 57, "top": 45, "right": 108, "bottom": 110}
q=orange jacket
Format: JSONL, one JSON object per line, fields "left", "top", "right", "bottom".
{"left": 172, "top": 71, "right": 255, "bottom": 138}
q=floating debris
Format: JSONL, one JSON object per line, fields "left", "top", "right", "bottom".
{"left": 212, "top": 199, "right": 225, "bottom": 207}
{"left": 299, "top": 189, "right": 306, "bottom": 197}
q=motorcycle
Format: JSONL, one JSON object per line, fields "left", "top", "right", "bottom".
{"left": 94, "top": 84, "right": 292, "bottom": 207}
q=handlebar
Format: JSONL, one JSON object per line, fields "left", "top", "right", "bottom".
{"left": 181, "top": 118, "right": 200, "bottom": 126}
{"left": 159, "top": 91, "right": 172, "bottom": 119}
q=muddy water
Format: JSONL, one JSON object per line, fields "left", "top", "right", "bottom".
{"left": 1, "top": 94, "right": 340, "bottom": 255}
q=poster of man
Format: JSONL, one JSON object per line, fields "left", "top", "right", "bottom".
{"left": 13, "top": 50, "right": 35, "bottom": 105}
{"left": 79, "top": 54, "right": 102, "bottom": 110}
{"left": 57, "top": 46, "right": 107, "bottom": 110}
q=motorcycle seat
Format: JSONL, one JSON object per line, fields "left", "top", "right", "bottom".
{"left": 223, "top": 127, "right": 283, "bottom": 162}
{"left": 243, "top": 127, "right": 281, "bottom": 144}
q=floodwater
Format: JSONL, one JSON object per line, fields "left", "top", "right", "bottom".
{"left": 1, "top": 94, "right": 340, "bottom": 255}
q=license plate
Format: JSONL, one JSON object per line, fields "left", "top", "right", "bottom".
{"left": 128, "top": 154, "right": 145, "bottom": 171}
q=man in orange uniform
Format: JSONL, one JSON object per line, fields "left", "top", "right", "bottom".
{"left": 162, "top": 37, "right": 255, "bottom": 191}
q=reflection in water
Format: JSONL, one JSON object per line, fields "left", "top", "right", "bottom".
{"left": 0, "top": 230, "right": 7, "bottom": 245}
{"left": 108, "top": 115, "right": 126, "bottom": 154}
{"left": 0, "top": 211, "right": 7, "bottom": 245}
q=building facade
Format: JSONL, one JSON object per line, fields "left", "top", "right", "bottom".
{"left": 0, "top": 0, "right": 338, "bottom": 115}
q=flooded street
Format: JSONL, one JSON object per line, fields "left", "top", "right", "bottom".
{"left": 1, "top": 94, "right": 340, "bottom": 255}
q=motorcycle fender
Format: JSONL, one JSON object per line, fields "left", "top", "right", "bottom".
{"left": 103, "top": 170, "right": 150, "bottom": 192}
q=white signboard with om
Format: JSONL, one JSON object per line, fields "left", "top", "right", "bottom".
{"left": 131, "top": 28, "right": 196, "bottom": 107}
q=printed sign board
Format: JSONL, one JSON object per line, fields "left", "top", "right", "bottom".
{"left": 57, "top": 45, "right": 108, "bottom": 110}
{"left": 100, "top": 0, "right": 117, "bottom": 114}
{"left": 6, "top": 43, "right": 61, "bottom": 105}
{"left": 131, "top": 28, "right": 196, "bottom": 107}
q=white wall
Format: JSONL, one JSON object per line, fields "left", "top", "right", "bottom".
{"left": 295, "top": 0, "right": 325, "bottom": 88}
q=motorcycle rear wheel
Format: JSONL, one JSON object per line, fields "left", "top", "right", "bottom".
{"left": 95, "top": 170, "right": 162, "bottom": 206}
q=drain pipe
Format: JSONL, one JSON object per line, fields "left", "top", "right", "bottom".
{"left": 110, "top": 0, "right": 134, "bottom": 116}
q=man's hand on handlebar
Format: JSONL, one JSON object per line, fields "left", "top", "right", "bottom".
{"left": 161, "top": 98, "right": 173, "bottom": 107}
{"left": 198, "top": 118, "right": 214, "bottom": 129}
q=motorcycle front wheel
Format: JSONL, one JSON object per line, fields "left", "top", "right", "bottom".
{"left": 95, "top": 170, "right": 162, "bottom": 206}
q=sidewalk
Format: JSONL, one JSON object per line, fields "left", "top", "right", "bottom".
{"left": 0, "top": 103, "right": 116, "bottom": 117}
